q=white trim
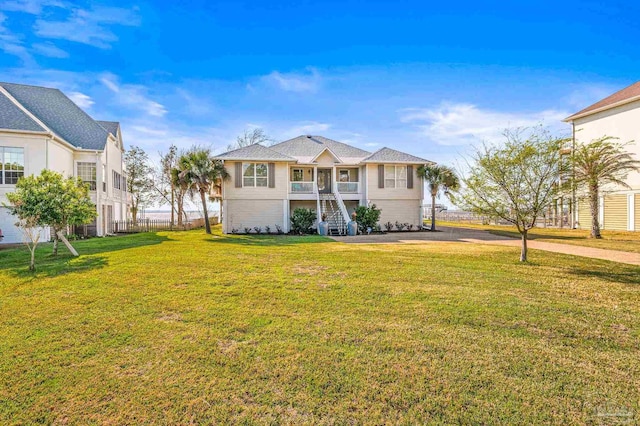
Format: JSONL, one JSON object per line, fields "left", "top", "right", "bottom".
{"left": 629, "top": 194, "right": 635, "bottom": 231}
{"left": 241, "top": 161, "right": 269, "bottom": 188}
{"left": 564, "top": 95, "right": 640, "bottom": 122}
{"left": 310, "top": 147, "right": 342, "bottom": 164}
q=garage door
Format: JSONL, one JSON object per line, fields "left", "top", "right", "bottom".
{"left": 603, "top": 194, "right": 628, "bottom": 230}
{"left": 0, "top": 207, "right": 50, "bottom": 244}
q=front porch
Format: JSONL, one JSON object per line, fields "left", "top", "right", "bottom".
{"left": 288, "top": 165, "right": 362, "bottom": 201}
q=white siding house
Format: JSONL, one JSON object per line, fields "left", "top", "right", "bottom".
{"left": 0, "top": 82, "right": 129, "bottom": 244}
{"left": 214, "top": 135, "right": 430, "bottom": 234}
{"left": 563, "top": 81, "right": 640, "bottom": 231}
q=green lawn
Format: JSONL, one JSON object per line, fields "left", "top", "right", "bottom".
{"left": 437, "top": 220, "right": 640, "bottom": 254}
{"left": 1, "top": 227, "right": 639, "bottom": 424}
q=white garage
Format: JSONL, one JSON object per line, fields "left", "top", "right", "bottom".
{"left": 0, "top": 207, "right": 50, "bottom": 245}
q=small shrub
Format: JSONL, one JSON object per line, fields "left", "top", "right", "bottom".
{"left": 354, "top": 204, "right": 382, "bottom": 234}
{"left": 290, "top": 208, "right": 317, "bottom": 235}
{"left": 407, "top": 224, "right": 414, "bottom": 231}
{"left": 253, "top": 226, "right": 262, "bottom": 234}
{"left": 384, "top": 221, "right": 394, "bottom": 232}
{"left": 265, "top": 225, "right": 271, "bottom": 234}
{"left": 243, "top": 227, "right": 251, "bottom": 234}
{"left": 231, "top": 228, "right": 239, "bottom": 234}
{"left": 275, "top": 224, "right": 283, "bottom": 234}
{"left": 395, "top": 221, "right": 406, "bottom": 231}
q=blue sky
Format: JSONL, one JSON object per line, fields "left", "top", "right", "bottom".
{"left": 1, "top": 0, "right": 639, "bottom": 167}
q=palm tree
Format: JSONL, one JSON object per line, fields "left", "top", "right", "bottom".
{"left": 177, "top": 147, "right": 228, "bottom": 234}
{"left": 572, "top": 137, "right": 640, "bottom": 238}
{"left": 417, "top": 164, "right": 460, "bottom": 231}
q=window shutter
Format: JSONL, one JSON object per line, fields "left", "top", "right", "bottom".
{"left": 407, "top": 165, "right": 413, "bottom": 189}
{"left": 378, "top": 165, "right": 384, "bottom": 188}
{"left": 268, "top": 163, "right": 275, "bottom": 188}
{"left": 235, "top": 162, "right": 242, "bottom": 188}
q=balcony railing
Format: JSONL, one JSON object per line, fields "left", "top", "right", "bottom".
{"left": 290, "top": 182, "right": 315, "bottom": 193}
{"left": 337, "top": 182, "right": 359, "bottom": 193}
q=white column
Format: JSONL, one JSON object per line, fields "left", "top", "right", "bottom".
{"left": 599, "top": 195, "right": 604, "bottom": 229}
{"left": 222, "top": 199, "right": 228, "bottom": 234}
{"left": 629, "top": 194, "right": 635, "bottom": 231}
{"left": 283, "top": 199, "right": 289, "bottom": 233}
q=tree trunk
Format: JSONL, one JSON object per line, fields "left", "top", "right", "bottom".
{"left": 589, "top": 184, "right": 601, "bottom": 239}
{"left": 170, "top": 184, "right": 175, "bottom": 227}
{"left": 52, "top": 231, "right": 59, "bottom": 256}
{"left": 431, "top": 194, "right": 437, "bottom": 231}
{"left": 200, "top": 189, "right": 211, "bottom": 234}
{"left": 29, "top": 246, "right": 36, "bottom": 271}
{"left": 520, "top": 229, "right": 528, "bottom": 262}
{"left": 131, "top": 205, "right": 138, "bottom": 225}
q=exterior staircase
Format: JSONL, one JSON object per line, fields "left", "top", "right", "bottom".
{"left": 319, "top": 193, "right": 347, "bottom": 236}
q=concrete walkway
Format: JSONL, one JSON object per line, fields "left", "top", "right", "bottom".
{"left": 331, "top": 226, "right": 640, "bottom": 266}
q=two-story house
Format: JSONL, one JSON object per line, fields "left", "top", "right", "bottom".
{"left": 564, "top": 81, "right": 640, "bottom": 231}
{"left": 0, "top": 82, "right": 129, "bottom": 244}
{"left": 214, "top": 135, "right": 431, "bottom": 234}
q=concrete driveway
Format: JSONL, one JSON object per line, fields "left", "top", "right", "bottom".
{"left": 331, "top": 226, "right": 640, "bottom": 266}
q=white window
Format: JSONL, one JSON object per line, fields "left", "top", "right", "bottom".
{"left": 384, "top": 165, "right": 406, "bottom": 189}
{"left": 243, "top": 162, "right": 268, "bottom": 187}
{"left": 77, "top": 162, "right": 97, "bottom": 190}
{"left": 292, "top": 168, "right": 304, "bottom": 182}
{"left": 339, "top": 168, "right": 358, "bottom": 182}
{"left": 0, "top": 147, "right": 24, "bottom": 185}
{"left": 113, "top": 170, "right": 122, "bottom": 190}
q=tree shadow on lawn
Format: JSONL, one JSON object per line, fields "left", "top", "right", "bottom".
{"left": 488, "top": 230, "right": 590, "bottom": 242}
{"left": 0, "top": 232, "right": 172, "bottom": 278}
{"left": 566, "top": 265, "right": 640, "bottom": 286}
{"left": 208, "top": 233, "right": 334, "bottom": 246}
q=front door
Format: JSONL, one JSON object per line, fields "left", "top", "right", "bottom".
{"left": 317, "top": 169, "right": 332, "bottom": 194}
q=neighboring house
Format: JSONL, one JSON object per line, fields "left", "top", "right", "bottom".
{"left": 214, "top": 135, "right": 431, "bottom": 234}
{"left": 563, "top": 81, "right": 640, "bottom": 232}
{"left": 0, "top": 82, "right": 129, "bottom": 244}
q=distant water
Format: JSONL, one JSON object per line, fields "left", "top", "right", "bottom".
{"left": 139, "top": 210, "right": 219, "bottom": 221}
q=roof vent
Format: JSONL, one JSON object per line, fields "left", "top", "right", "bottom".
{"left": 306, "top": 135, "right": 312, "bottom": 138}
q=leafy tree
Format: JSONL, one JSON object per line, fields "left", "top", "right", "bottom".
{"left": 290, "top": 208, "right": 316, "bottom": 234}
{"left": 417, "top": 164, "right": 460, "bottom": 231}
{"left": 227, "top": 128, "right": 272, "bottom": 151}
{"left": 153, "top": 145, "right": 178, "bottom": 225}
{"left": 354, "top": 204, "right": 382, "bottom": 234}
{"left": 460, "top": 127, "right": 569, "bottom": 262}
{"left": 124, "top": 146, "right": 154, "bottom": 223}
{"left": 572, "top": 137, "right": 640, "bottom": 238}
{"left": 12, "top": 216, "right": 42, "bottom": 271}
{"left": 176, "top": 147, "right": 228, "bottom": 234}
{"left": 5, "top": 170, "right": 97, "bottom": 266}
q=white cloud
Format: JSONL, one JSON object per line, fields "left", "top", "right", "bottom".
{"left": 263, "top": 68, "right": 321, "bottom": 93}
{"left": 0, "top": 0, "right": 65, "bottom": 14}
{"left": 68, "top": 91, "right": 93, "bottom": 109}
{"left": 100, "top": 73, "right": 167, "bottom": 117}
{"left": 400, "top": 102, "right": 569, "bottom": 146}
{"left": 564, "top": 83, "right": 620, "bottom": 110}
{"left": 32, "top": 41, "right": 68, "bottom": 58}
{"left": 34, "top": 5, "right": 140, "bottom": 49}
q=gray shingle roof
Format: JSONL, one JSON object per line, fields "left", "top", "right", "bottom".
{"left": 214, "top": 143, "right": 296, "bottom": 161}
{"left": 362, "top": 147, "right": 431, "bottom": 164}
{"left": 0, "top": 82, "right": 109, "bottom": 150}
{"left": 97, "top": 120, "right": 119, "bottom": 137}
{"left": 0, "top": 91, "right": 46, "bottom": 132}
{"left": 270, "top": 135, "right": 371, "bottom": 163}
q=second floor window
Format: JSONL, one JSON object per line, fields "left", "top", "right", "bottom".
{"left": 243, "top": 162, "right": 268, "bottom": 187}
{"left": 77, "top": 162, "right": 97, "bottom": 190}
{"left": 0, "top": 147, "right": 24, "bottom": 185}
{"left": 113, "top": 170, "right": 122, "bottom": 190}
{"left": 384, "top": 165, "right": 407, "bottom": 189}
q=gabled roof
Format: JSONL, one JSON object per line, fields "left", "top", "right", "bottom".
{"left": 270, "top": 135, "right": 371, "bottom": 163}
{"left": 97, "top": 120, "right": 120, "bottom": 137}
{"left": 213, "top": 143, "right": 295, "bottom": 161}
{"left": 0, "top": 82, "right": 110, "bottom": 150}
{"left": 362, "top": 147, "right": 430, "bottom": 164}
{"left": 564, "top": 81, "right": 640, "bottom": 122}
{"left": 0, "top": 90, "right": 46, "bottom": 132}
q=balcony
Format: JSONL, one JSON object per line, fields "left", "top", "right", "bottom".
{"left": 290, "top": 182, "right": 315, "bottom": 193}
{"left": 337, "top": 182, "right": 359, "bottom": 193}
